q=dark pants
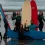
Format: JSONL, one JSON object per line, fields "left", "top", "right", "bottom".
{"left": 19, "top": 33, "right": 24, "bottom": 40}
{"left": 39, "top": 23, "right": 43, "bottom": 31}
{"left": 4, "top": 25, "right": 8, "bottom": 38}
{"left": 15, "top": 22, "right": 21, "bottom": 39}
{"left": 15, "top": 22, "right": 21, "bottom": 30}
{"left": 15, "top": 22, "right": 24, "bottom": 39}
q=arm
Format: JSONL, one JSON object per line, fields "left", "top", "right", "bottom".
{"left": 28, "top": 25, "right": 30, "bottom": 30}
{"left": 12, "top": 16, "right": 17, "bottom": 20}
{"left": 42, "top": 16, "right": 45, "bottom": 21}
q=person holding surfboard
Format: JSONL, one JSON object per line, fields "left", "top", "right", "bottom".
{"left": 3, "top": 15, "right": 8, "bottom": 39}
{"left": 38, "top": 11, "right": 45, "bottom": 31}
{"left": 15, "top": 12, "right": 21, "bottom": 39}
{"left": 15, "top": 12, "right": 21, "bottom": 30}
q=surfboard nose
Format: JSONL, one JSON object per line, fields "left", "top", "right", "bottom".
{"left": 25, "top": 0, "right": 29, "bottom": 1}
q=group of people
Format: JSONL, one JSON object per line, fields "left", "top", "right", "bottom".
{"left": 11, "top": 11, "right": 45, "bottom": 39}
{"left": 0, "top": 11, "right": 45, "bottom": 39}
{"left": 28, "top": 11, "right": 45, "bottom": 31}
{"left": 12, "top": 11, "right": 45, "bottom": 31}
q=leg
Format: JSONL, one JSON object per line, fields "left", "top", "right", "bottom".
{"left": 39, "top": 27, "right": 42, "bottom": 31}
{"left": 39, "top": 23, "right": 43, "bottom": 31}
{"left": 4, "top": 26, "right": 7, "bottom": 39}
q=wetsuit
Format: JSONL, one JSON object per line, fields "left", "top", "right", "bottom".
{"left": 38, "top": 15, "right": 45, "bottom": 31}
{"left": 13, "top": 15, "right": 21, "bottom": 39}
{"left": 4, "top": 18, "right": 8, "bottom": 38}
{"left": 15, "top": 16, "right": 21, "bottom": 30}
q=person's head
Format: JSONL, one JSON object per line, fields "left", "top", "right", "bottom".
{"left": 31, "top": 20, "right": 34, "bottom": 25}
{"left": 17, "top": 12, "right": 20, "bottom": 16}
{"left": 13, "top": 12, "right": 16, "bottom": 16}
{"left": 39, "top": 11, "right": 43, "bottom": 15}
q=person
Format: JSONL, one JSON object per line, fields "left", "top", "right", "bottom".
{"left": 29, "top": 20, "right": 38, "bottom": 30}
{"left": 38, "top": 11, "right": 45, "bottom": 31}
{"left": 0, "top": 15, "right": 1, "bottom": 27}
{"left": 15, "top": 12, "right": 21, "bottom": 30}
{"left": 15, "top": 12, "right": 21, "bottom": 39}
{"left": 13, "top": 12, "right": 21, "bottom": 31}
{"left": 3, "top": 15, "right": 8, "bottom": 39}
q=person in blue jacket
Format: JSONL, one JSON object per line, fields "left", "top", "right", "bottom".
{"left": 29, "top": 20, "right": 38, "bottom": 30}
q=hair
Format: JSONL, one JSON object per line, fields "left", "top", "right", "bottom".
{"left": 13, "top": 12, "right": 16, "bottom": 16}
{"left": 39, "top": 11, "right": 43, "bottom": 15}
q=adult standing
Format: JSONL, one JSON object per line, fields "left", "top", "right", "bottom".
{"left": 38, "top": 11, "right": 45, "bottom": 31}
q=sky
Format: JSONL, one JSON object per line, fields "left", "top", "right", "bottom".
{"left": 0, "top": 0, "right": 45, "bottom": 10}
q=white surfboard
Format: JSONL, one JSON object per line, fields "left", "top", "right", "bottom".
{"left": 21, "top": 0, "right": 31, "bottom": 27}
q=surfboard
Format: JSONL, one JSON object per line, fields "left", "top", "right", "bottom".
{"left": 24, "top": 30, "right": 45, "bottom": 39}
{"left": 31, "top": 0, "right": 38, "bottom": 30}
{"left": 0, "top": 4, "right": 11, "bottom": 30}
{"left": 21, "top": 0, "right": 31, "bottom": 27}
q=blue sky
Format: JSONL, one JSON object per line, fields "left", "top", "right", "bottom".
{"left": 0, "top": 0, "right": 45, "bottom": 10}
